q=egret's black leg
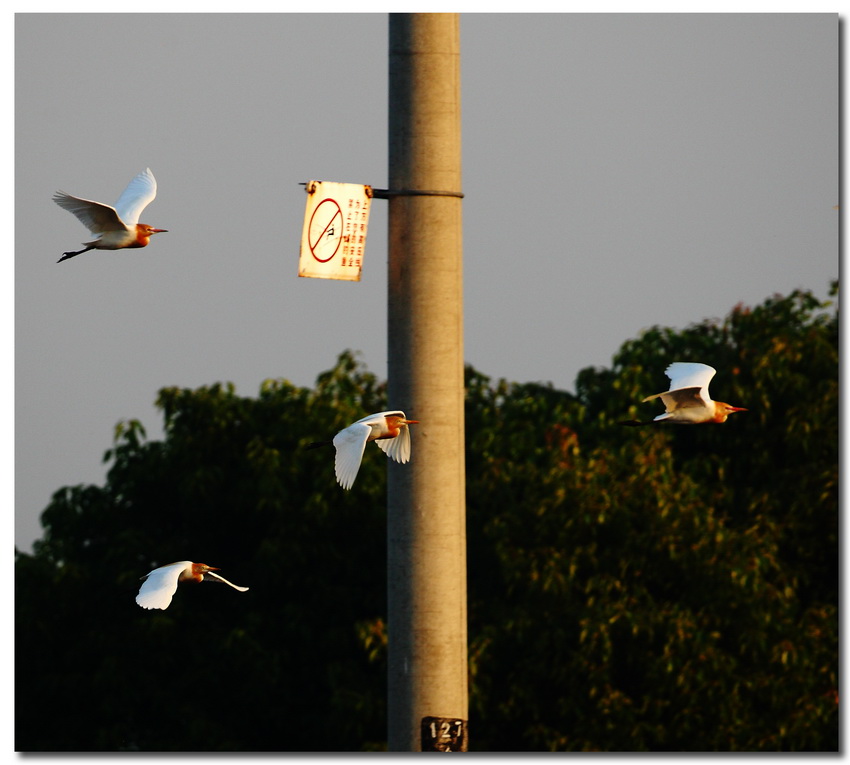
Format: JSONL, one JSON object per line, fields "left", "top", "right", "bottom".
{"left": 57, "top": 246, "right": 94, "bottom": 263}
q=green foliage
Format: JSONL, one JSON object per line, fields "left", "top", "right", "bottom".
{"left": 16, "top": 287, "right": 837, "bottom": 751}
{"left": 17, "top": 352, "right": 390, "bottom": 751}
{"left": 467, "top": 285, "right": 837, "bottom": 751}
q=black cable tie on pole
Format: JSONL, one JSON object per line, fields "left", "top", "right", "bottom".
{"left": 371, "top": 188, "right": 465, "bottom": 199}
{"left": 298, "top": 182, "right": 462, "bottom": 200}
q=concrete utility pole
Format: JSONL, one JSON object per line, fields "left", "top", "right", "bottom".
{"left": 386, "top": 13, "right": 468, "bottom": 753}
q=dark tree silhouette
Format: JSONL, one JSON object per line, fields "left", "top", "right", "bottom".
{"left": 17, "top": 285, "right": 837, "bottom": 751}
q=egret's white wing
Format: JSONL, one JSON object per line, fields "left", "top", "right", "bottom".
{"left": 373, "top": 410, "right": 406, "bottom": 419}
{"left": 374, "top": 425, "right": 412, "bottom": 464}
{"left": 664, "top": 362, "right": 716, "bottom": 393}
{"left": 333, "top": 422, "right": 372, "bottom": 489}
{"left": 643, "top": 362, "right": 716, "bottom": 407}
{"left": 351, "top": 410, "right": 405, "bottom": 426}
{"left": 658, "top": 387, "right": 708, "bottom": 413}
{"left": 205, "top": 571, "right": 250, "bottom": 592}
{"left": 53, "top": 192, "right": 124, "bottom": 234}
{"left": 114, "top": 168, "right": 157, "bottom": 226}
{"left": 135, "top": 561, "right": 190, "bottom": 610}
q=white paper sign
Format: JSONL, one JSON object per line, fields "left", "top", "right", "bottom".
{"left": 299, "top": 181, "right": 372, "bottom": 281}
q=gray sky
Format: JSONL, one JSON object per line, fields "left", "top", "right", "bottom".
{"left": 15, "top": 13, "right": 837, "bottom": 551}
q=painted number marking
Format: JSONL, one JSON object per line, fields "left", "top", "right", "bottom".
{"left": 421, "top": 716, "right": 467, "bottom": 752}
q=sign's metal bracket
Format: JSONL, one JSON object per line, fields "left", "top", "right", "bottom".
{"left": 300, "top": 182, "right": 463, "bottom": 200}
{"left": 371, "top": 188, "right": 465, "bottom": 199}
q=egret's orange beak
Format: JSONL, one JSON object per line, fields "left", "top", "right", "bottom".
{"left": 730, "top": 407, "right": 748, "bottom": 412}
{"left": 151, "top": 228, "right": 168, "bottom": 234}
{"left": 405, "top": 419, "right": 420, "bottom": 425}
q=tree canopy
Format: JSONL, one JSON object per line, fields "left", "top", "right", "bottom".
{"left": 16, "top": 284, "right": 837, "bottom": 751}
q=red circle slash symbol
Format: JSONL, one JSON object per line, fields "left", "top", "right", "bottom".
{"left": 308, "top": 198, "right": 344, "bottom": 263}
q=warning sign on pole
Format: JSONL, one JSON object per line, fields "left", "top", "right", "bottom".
{"left": 299, "top": 181, "right": 372, "bottom": 281}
